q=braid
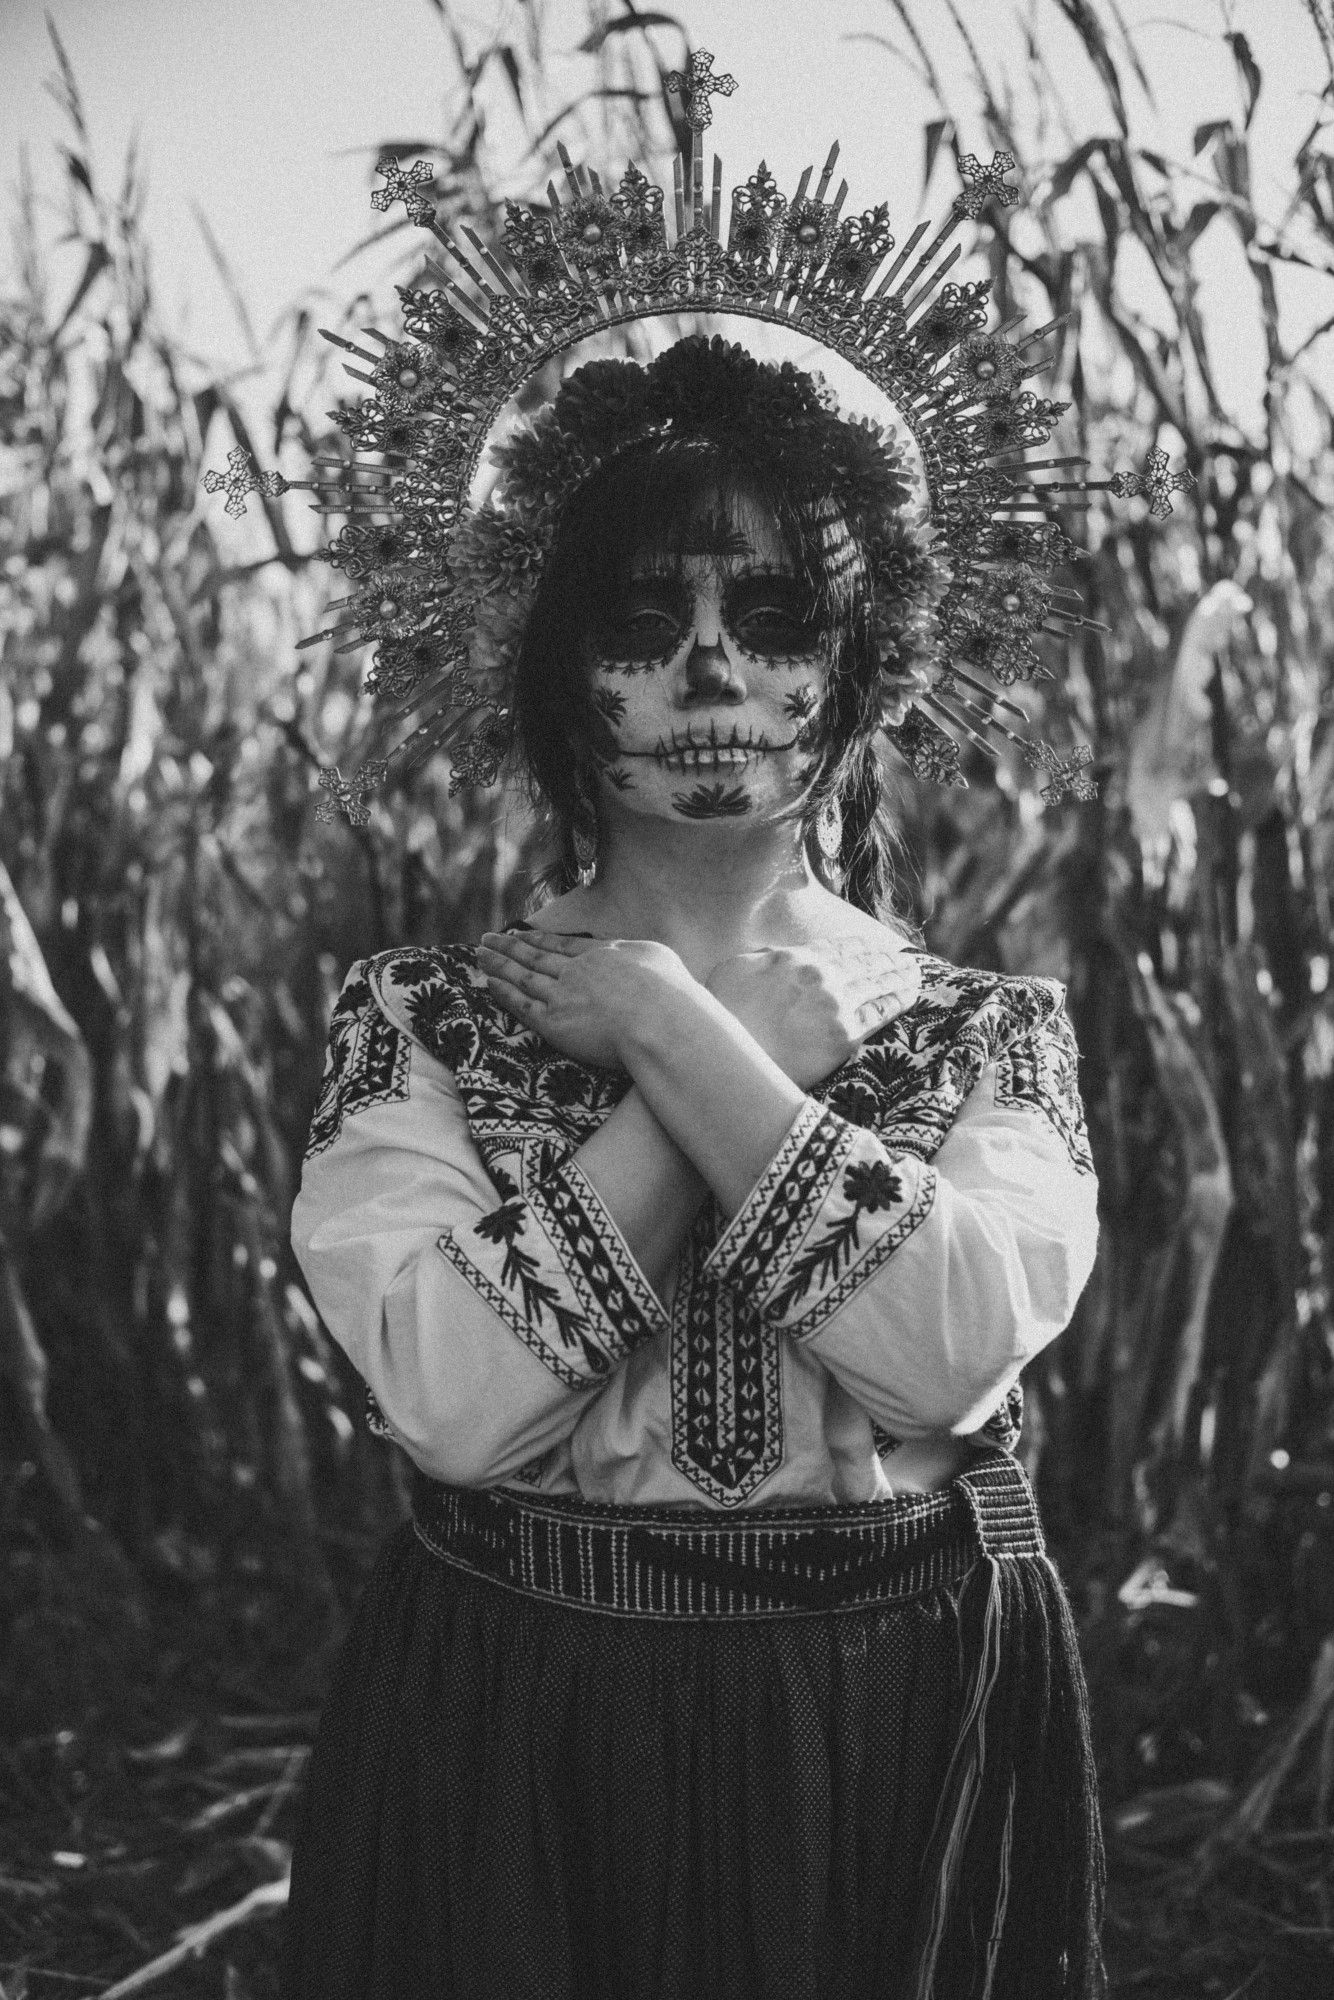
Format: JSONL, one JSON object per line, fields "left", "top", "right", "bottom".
{"left": 836, "top": 744, "right": 888, "bottom": 916}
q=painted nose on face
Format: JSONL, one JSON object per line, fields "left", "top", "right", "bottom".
{"left": 683, "top": 639, "right": 744, "bottom": 703}
{"left": 682, "top": 600, "right": 745, "bottom": 705}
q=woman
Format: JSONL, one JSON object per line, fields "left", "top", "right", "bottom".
{"left": 283, "top": 338, "right": 1105, "bottom": 1999}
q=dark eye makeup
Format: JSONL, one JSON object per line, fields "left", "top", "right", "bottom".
{"left": 588, "top": 569, "right": 822, "bottom": 669}
{"left": 591, "top": 578, "right": 688, "bottom": 666}
{"left": 724, "top": 574, "right": 819, "bottom": 655}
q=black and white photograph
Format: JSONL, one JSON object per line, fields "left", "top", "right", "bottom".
{"left": 1, "top": 2, "right": 1333, "bottom": 1994}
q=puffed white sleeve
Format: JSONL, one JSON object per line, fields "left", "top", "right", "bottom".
{"left": 700, "top": 989, "right": 1098, "bottom": 1440}
{"left": 290, "top": 959, "right": 668, "bottom": 1486}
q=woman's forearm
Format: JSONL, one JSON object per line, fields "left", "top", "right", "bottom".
{"left": 570, "top": 1085, "right": 709, "bottom": 1298}
{"left": 608, "top": 968, "right": 808, "bottom": 1217}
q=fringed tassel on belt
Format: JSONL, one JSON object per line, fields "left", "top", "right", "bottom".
{"left": 906, "top": 1477, "right": 1107, "bottom": 2000}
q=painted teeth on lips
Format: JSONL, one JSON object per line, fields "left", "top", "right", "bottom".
{"left": 638, "top": 724, "right": 796, "bottom": 772}
{"left": 660, "top": 743, "right": 756, "bottom": 771}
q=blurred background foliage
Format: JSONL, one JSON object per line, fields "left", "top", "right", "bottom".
{"left": 3, "top": 1, "right": 1334, "bottom": 1993}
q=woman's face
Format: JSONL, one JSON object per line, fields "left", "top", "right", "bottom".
{"left": 582, "top": 487, "right": 830, "bottom": 826}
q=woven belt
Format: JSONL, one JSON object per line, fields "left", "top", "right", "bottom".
{"left": 410, "top": 1452, "right": 1046, "bottom": 1620}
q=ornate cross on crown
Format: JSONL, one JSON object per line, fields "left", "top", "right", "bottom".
{"left": 202, "top": 446, "right": 290, "bottom": 519}
{"left": 665, "top": 49, "right": 738, "bottom": 131}
{"left": 1110, "top": 447, "right": 1194, "bottom": 518}
{"left": 371, "top": 157, "right": 438, "bottom": 227}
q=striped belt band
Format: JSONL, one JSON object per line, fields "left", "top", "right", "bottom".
{"left": 410, "top": 1450, "right": 1047, "bottom": 1620}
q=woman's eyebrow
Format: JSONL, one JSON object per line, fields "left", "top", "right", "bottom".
{"left": 675, "top": 516, "right": 754, "bottom": 558}
{"left": 726, "top": 564, "right": 808, "bottom": 585}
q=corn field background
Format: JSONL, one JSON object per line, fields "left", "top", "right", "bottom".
{"left": 3, "top": 0, "right": 1334, "bottom": 1992}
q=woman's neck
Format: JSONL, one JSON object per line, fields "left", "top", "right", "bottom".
{"left": 568, "top": 815, "right": 837, "bottom": 977}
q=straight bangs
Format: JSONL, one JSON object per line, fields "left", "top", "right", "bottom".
{"left": 542, "top": 440, "right": 869, "bottom": 634}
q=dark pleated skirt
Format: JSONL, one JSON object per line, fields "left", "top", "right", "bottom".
{"left": 283, "top": 1452, "right": 1106, "bottom": 2000}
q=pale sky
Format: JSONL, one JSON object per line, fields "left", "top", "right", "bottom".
{"left": 1, "top": 0, "right": 1331, "bottom": 448}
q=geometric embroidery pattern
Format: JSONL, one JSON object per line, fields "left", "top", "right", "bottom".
{"left": 669, "top": 1223, "right": 785, "bottom": 1506}
{"left": 527, "top": 1160, "right": 669, "bottom": 1365}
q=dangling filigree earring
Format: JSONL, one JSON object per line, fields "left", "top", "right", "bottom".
{"left": 816, "top": 794, "right": 843, "bottom": 874}
{"left": 571, "top": 792, "right": 599, "bottom": 889}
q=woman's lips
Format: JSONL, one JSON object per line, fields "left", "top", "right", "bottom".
{"left": 619, "top": 724, "right": 799, "bottom": 772}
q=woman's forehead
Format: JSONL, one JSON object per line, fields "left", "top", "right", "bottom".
{"left": 629, "top": 483, "right": 792, "bottom": 574}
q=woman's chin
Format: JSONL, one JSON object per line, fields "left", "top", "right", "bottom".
{"left": 607, "top": 769, "right": 808, "bottom": 830}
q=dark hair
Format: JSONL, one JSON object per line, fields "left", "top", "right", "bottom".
{"left": 509, "top": 346, "right": 910, "bottom": 918}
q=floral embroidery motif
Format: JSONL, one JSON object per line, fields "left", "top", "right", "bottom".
{"left": 843, "top": 1159, "right": 904, "bottom": 1211}
{"left": 304, "top": 968, "right": 411, "bottom": 1161}
{"left": 817, "top": 951, "right": 1093, "bottom": 1176}
{"left": 442, "top": 1161, "right": 612, "bottom": 1385}
{"left": 718, "top": 1113, "right": 937, "bottom": 1344}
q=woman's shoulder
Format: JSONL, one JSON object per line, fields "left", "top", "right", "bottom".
{"left": 342, "top": 943, "right": 486, "bottom": 1071}
{"left": 905, "top": 949, "right": 1069, "bottom": 1041}
{"left": 821, "top": 947, "right": 1080, "bottom": 1163}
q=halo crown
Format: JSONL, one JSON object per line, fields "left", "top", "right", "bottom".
{"left": 207, "top": 56, "right": 1190, "bottom": 814}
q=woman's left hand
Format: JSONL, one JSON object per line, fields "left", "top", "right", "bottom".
{"left": 477, "top": 930, "right": 689, "bottom": 1067}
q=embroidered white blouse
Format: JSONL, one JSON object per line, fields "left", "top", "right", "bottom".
{"left": 290, "top": 942, "right": 1099, "bottom": 1508}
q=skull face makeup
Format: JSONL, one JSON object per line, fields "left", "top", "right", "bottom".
{"left": 584, "top": 486, "right": 830, "bottom": 827}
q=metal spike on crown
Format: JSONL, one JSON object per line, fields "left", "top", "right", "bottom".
{"left": 205, "top": 54, "right": 1191, "bottom": 821}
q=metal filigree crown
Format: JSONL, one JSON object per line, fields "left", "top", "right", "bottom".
{"left": 205, "top": 51, "right": 1191, "bottom": 824}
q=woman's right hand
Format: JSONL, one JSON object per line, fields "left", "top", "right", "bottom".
{"left": 704, "top": 940, "right": 920, "bottom": 1089}
{"left": 478, "top": 930, "right": 691, "bottom": 1068}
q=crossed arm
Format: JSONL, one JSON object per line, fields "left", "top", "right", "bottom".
{"left": 291, "top": 939, "right": 1097, "bottom": 1486}
{"left": 475, "top": 927, "right": 919, "bottom": 1297}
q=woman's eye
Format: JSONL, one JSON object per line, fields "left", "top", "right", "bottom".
{"left": 594, "top": 604, "right": 683, "bottom": 664}
{"left": 727, "top": 578, "right": 817, "bottom": 653}
{"left": 735, "top": 606, "right": 813, "bottom": 651}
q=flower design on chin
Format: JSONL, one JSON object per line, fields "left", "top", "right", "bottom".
{"left": 671, "top": 782, "right": 752, "bottom": 818}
